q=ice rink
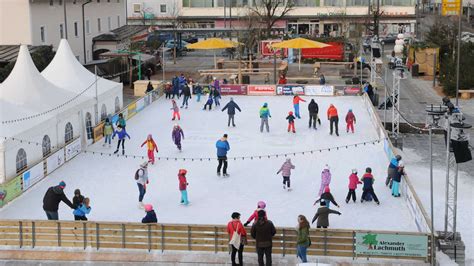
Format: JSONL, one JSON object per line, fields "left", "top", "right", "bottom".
{"left": 0, "top": 95, "right": 417, "bottom": 231}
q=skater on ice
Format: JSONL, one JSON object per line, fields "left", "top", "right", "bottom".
{"left": 171, "top": 99, "right": 181, "bottom": 120}
{"left": 178, "top": 169, "right": 189, "bottom": 205}
{"left": 346, "top": 169, "right": 362, "bottom": 203}
{"left": 221, "top": 97, "right": 242, "bottom": 127}
{"left": 314, "top": 186, "right": 340, "bottom": 208}
{"left": 116, "top": 113, "right": 126, "bottom": 129}
{"left": 259, "top": 103, "right": 271, "bottom": 133}
{"left": 181, "top": 83, "right": 192, "bottom": 108}
{"left": 318, "top": 164, "right": 332, "bottom": 196}
{"left": 345, "top": 109, "right": 356, "bottom": 133}
{"left": 327, "top": 104, "right": 339, "bottom": 136}
{"left": 213, "top": 86, "right": 221, "bottom": 107}
{"left": 216, "top": 134, "right": 230, "bottom": 177}
{"left": 308, "top": 99, "right": 320, "bottom": 129}
{"left": 392, "top": 161, "right": 405, "bottom": 197}
{"left": 164, "top": 82, "right": 172, "bottom": 99}
{"left": 311, "top": 201, "right": 341, "bottom": 228}
{"left": 276, "top": 158, "right": 295, "bottom": 191}
{"left": 244, "top": 201, "right": 267, "bottom": 226}
{"left": 296, "top": 215, "right": 311, "bottom": 263}
{"left": 42, "top": 181, "right": 74, "bottom": 220}
{"left": 72, "top": 189, "right": 84, "bottom": 209}
{"left": 227, "top": 212, "right": 247, "bottom": 266}
{"left": 286, "top": 111, "right": 296, "bottom": 133}
{"left": 103, "top": 118, "right": 113, "bottom": 147}
{"left": 172, "top": 76, "right": 180, "bottom": 99}
{"left": 141, "top": 134, "right": 159, "bottom": 164}
{"left": 251, "top": 210, "right": 276, "bottom": 266}
{"left": 194, "top": 83, "right": 203, "bottom": 102}
{"left": 73, "top": 197, "right": 91, "bottom": 221}
{"left": 135, "top": 162, "right": 149, "bottom": 208}
{"left": 172, "top": 124, "right": 185, "bottom": 151}
{"left": 292, "top": 95, "right": 306, "bottom": 119}
{"left": 142, "top": 204, "right": 158, "bottom": 223}
{"left": 386, "top": 155, "right": 402, "bottom": 188}
{"left": 112, "top": 125, "right": 130, "bottom": 155}
{"left": 203, "top": 95, "right": 214, "bottom": 111}
{"left": 361, "top": 167, "right": 380, "bottom": 205}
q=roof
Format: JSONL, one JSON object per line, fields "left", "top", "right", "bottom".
{"left": 0, "top": 45, "right": 43, "bottom": 63}
{"left": 93, "top": 25, "right": 147, "bottom": 42}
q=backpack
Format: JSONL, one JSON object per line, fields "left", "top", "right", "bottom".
{"left": 229, "top": 222, "right": 242, "bottom": 249}
{"left": 134, "top": 168, "right": 143, "bottom": 180}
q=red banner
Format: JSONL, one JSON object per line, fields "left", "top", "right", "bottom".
{"left": 220, "top": 84, "right": 247, "bottom": 95}
{"left": 260, "top": 40, "right": 288, "bottom": 57}
{"left": 247, "top": 85, "right": 276, "bottom": 96}
{"left": 301, "top": 42, "right": 344, "bottom": 61}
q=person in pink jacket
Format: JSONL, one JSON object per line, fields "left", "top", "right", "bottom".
{"left": 318, "top": 165, "right": 332, "bottom": 196}
{"left": 346, "top": 169, "right": 362, "bottom": 203}
{"left": 276, "top": 158, "right": 295, "bottom": 191}
{"left": 171, "top": 99, "right": 180, "bottom": 121}
{"left": 244, "top": 201, "right": 267, "bottom": 226}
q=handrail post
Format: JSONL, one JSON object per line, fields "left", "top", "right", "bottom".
{"left": 188, "top": 225, "right": 191, "bottom": 251}
{"left": 147, "top": 224, "right": 152, "bottom": 252}
{"left": 31, "top": 221, "right": 36, "bottom": 248}
{"left": 282, "top": 228, "right": 286, "bottom": 257}
{"left": 83, "top": 223, "right": 87, "bottom": 250}
{"left": 19, "top": 221, "right": 23, "bottom": 248}
{"left": 323, "top": 229, "right": 328, "bottom": 256}
{"left": 161, "top": 225, "right": 164, "bottom": 253}
{"left": 352, "top": 231, "right": 356, "bottom": 260}
{"left": 95, "top": 223, "right": 100, "bottom": 250}
{"left": 214, "top": 226, "right": 218, "bottom": 254}
{"left": 57, "top": 222, "right": 61, "bottom": 247}
{"left": 122, "top": 224, "right": 126, "bottom": 249}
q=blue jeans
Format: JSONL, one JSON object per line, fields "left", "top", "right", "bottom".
{"left": 324, "top": 200, "right": 330, "bottom": 208}
{"left": 182, "top": 95, "right": 190, "bottom": 107}
{"left": 180, "top": 190, "right": 189, "bottom": 205}
{"left": 392, "top": 180, "right": 400, "bottom": 196}
{"left": 137, "top": 183, "right": 146, "bottom": 202}
{"left": 45, "top": 211, "right": 59, "bottom": 220}
{"left": 296, "top": 245, "right": 308, "bottom": 262}
{"left": 214, "top": 96, "right": 220, "bottom": 106}
{"left": 294, "top": 104, "right": 301, "bottom": 118}
{"left": 104, "top": 134, "right": 111, "bottom": 144}
{"left": 196, "top": 93, "right": 201, "bottom": 102}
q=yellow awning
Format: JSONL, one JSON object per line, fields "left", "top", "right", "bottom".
{"left": 187, "top": 38, "right": 240, "bottom": 50}
{"left": 271, "top": 38, "right": 331, "bottom": 49}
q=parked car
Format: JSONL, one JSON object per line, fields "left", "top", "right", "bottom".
{"left": 165, "top": 40, "right": 190, "bottom": 50}
{"left": 380, "top": 33, "right": 398, "bottom": 44}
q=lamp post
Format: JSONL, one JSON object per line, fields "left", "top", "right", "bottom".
{"left": 82, "top": 0, "right": 92, "bottom": 64}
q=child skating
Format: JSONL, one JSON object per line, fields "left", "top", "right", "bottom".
{"left": 203, "top": 95, "right": 213, "bottom": 111}
{"left": 171, "top": 99, "right": 180, "bottom": 120}
{"left": 103, "top": 118, "right": 113, "bottom": 148}
{"left": 178, "top": 169, "right": 189, "bottom": 205}
{"left": 73, "top": 197, "right": 91, "bottom": 221}
{"left": 314, "top": 186, "right": 340, "bottom": 209}
{"left": 172, "top": 124, "right": 184, "bottom": 151}
{"left": 345, "top": 109, "right": 356, "bottom": 133}
{"left": 244, "top": 201, "right": 267, "bottom": 226}
{"left": 141, "top": 134, "right": 159, "bottom": 164}
{"left": 346, "top": 169, "right": 362, "bottom": 203}
{"left": 276, "top": 158, "right": 295, "bottom": 191}
{"left": 112, "top": 125, "right": 130, "bottom": 155}
{"left": 286, "top": 111, "right": 296, "bottom": 133}
{"left": 318, "top": 165, "right": 332, "bottom": 196}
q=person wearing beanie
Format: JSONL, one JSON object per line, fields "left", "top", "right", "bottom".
{"left": 361, "top": 167, "right": 380, "bottom": 205}
{"left": 172, "top": 124, "right": 185, "bottom": 151}
{"left": 212, "top": 85, "right": 222, "bottom": 107}
{"left": 227, "top": 212, "right": 247, "bottom": 266}
{"left": 307, "top": 99, "right": 320, "bottom": 129}
{"left": 73, "top": 197, "right": 91, "bottom": 221}
{"left": 346, "top": 169, "right": 362, "bottom": 203}
{"left": 313, "top": 186, "right": 340, "bottom": 209}
{"left": 216, "top": 134, "right": 230, "bottom": 177}
{"left": 221, "top": 98, "right": 242, "bottom": 127}
{"left": 72, "top": 189, "right": 84, "bottom": 209}
{"left": 244, "top": 201, "right": 267, "bottom": 226}
{"left": 345, "top": 109, "right": 356, "bottom": 133}
{"left": 178, "top": 169, "right": 189, "bottom": 205}
{"left": 171, "top": 99, "right": 181, "bottom": 121}
{"left": 327, "top": 104, "right": 339, "bottom": 136}
{"left": 292, "top": 95, "right": 306, "bottom": 119}
{"left": 311, "top": 201, "right": 341, "bottom": 228}
{"left": 259, "top": 103, "right": 271, "bottom": 133}
{"left": 112, "top": 124, "right": 131, "bottom": 155}
{"left": 318, "top": 164, "right": 332, "bottom": 196}
{"left": 277, "top": 158, "right": 295, "bottom": 191}
{"left": 116, "top": 113, "right": 126, "bottom": 129}
{"left": 142, "top": 204, "right": 158, "bottom": 223}
{"left": 392, "top": 161, "right": 405, "bottom": 197}
{"left": 181, "top": 83, "right": 192, "bottom": 109}
{"left": 135, "top": 162, "right": 149, "bottom": 209}
{"left": 386, "top": 155, "right": 402, "bottom": 188}
{"left": 194, "top": 82, "right": 203, "bottom": 102}
{"left": 42, "top": 181, "right": 74, "bottom": 220}
{"left": 103, "top": 117, "right": 113, "bottom": 148}
{"left": 286, "top": 111, "right": 296, "bottom": 133}
{"left": 141, "top": 134, "right": 159, "bottom": 164}
{"left": 251, "top": 210, "right": 276, "bottom": 266}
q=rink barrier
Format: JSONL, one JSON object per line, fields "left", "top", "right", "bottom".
{"left": 201, "top": 83, "right": 360, "bottom": 96}
{"left": 0, "top": 220, "right": 433, "bottom": 262}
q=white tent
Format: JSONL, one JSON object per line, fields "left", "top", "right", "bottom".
{"left": 42, "top": 39, "right": 123, "bottom": 118}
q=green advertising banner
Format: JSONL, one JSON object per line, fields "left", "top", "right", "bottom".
{"left": 356, "top": 232, "right": 428, "bottom": 258}
{"left": 0, "top": 175, "right": 23, "bottom": 207}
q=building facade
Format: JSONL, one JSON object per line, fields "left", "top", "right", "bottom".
{"left": 0, "top": 0, "right": 126, "bottom": 64}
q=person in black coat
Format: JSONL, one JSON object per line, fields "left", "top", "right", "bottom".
{"left": 308, "top": 99, "right": 320, "bottom": 129}
{"left": 221, "top": 98, "right": 242, "bottom": 127}
{"left": 42, "top": 181, "right": 74, "bottom": 220}
{"left": 213, "top": 87, "right": 221, "bottom": 106}
{"left": 142, "top": 204, "right": 158, "bottom": 223}
{"left": 251, "top": 210, "right": 276, "bottom": 266}
{"left": 146, "top": 82, "right": 154, "bottom": 93}
{"left": 181, "top": 84, "right": 192, "bottom": 108}
{"left": 172, "top": 76, "right": 180, "bottom": 99}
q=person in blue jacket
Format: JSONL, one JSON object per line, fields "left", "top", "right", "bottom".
{"left": 386, "top": 155, "right": 401, "bottom": 188}
{"left": 203, "top": 95, "right": 214, "bottom": 111}
{"left": 113, "top": 125, "right": 131, "bottom": 155}
{"left": 73, "top": 197, "right": 91, "bottom": 221}
{"left": 216, "top": 134, "right": 230, "bottom": 177}
{"left": 221, "top": 97, "right": 242, "bottom": 127}
{"left": 142, "top": 204, "right": 158, "bottom": 223}
{"left": 172, "top": 76, "right": 180, "bottom": 99}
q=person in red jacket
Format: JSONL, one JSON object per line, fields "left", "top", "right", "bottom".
{"left": 286, "top": 111, "right": 296, "bottom": 133}
{"left": 293, "top": 95, "right": 306, "bottom": 119}
{"left": 227, "top": 212, "right": 247, "bottom": 266}
{"left": 345, "top": 109, "right": 356, "bottom": 133}
{"left": 178, "top": 169, "right": 189, "bottom": 205}
{"left": 346, "top": 169, "right": 363, "bottom": 203}
{"left": 327, "top": 104, "right": 339, "bottom": 136}
{"left": 278, "top": 74, "right": 287, "bottom": 85}
{"left": 141, "top": 134, "right": 158, "bottom": 164}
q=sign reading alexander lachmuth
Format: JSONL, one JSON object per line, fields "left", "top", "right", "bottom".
{"left": 355, "top": 232, "right": 428, "bottom": 258}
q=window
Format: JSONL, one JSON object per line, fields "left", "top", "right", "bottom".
{"left": 16, "top": 148, "right": 27, "bottom": 174}
{"left": 40, "top": 26, "right": 45, "bottom": 43}
{"left": 50, "top": 0, "right": 53, "bottom": 6}
{"left": 346, "top": 0, "right": 369, "bottom": 5}
{"left": 382, "top": 0, "right": 412, "bottom": 5}
{"left": 217, "top": 0, "right": 248, "bottom": 7}
{"left": 324, "top": 0, "right": 342, "bottom": 6}
{"left": 133, "top": 3, "right": 141, "bottom": 12}
{"left": 115, "top": 96, "right": 120, "bottom": 113}
{"left": 183, "top": 0, "right": 214, "bottom": 7}
{"left": 101, "top": 104, "right": 107, "bottom": 121}
{"left": 86, "top": 20, "right": 90, "bottom": 34}
{"left": 117, "top": 16, "right": 120, "bottom": 27}
{"left": 97, "top": 18, "right": 101, "bottom": 32}
{"left": 85, "top": 112, "right": 93, "bottom": 140}
{"left": 42, "top": 135, "right": 51, "bottom": 157}
{"left": 107, "top": 17, "right": 111, "bottom": 30}
{"left": 292, "top": 0, "right": 320, "bottom": 6}
{"left": 65, "top": 122, "right": 74, "bottom": 143}
{"left": 59, "top": 24, "right": 64, "bottom": 39}
{"left": 160, "top": 4, "right": 167, "bottom": 12}
{"left": 74, "top": 22, "right": 78, "bottom": 37}
{"left": 87, "top": 50, "right": 90, "bottom": 61}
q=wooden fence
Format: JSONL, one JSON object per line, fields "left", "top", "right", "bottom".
{"left": 0, "top": 220, "right": 432, "bottom": 262}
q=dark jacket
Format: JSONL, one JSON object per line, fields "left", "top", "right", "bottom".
{"left": 221, "top": 100, "right": 241, "bottom": 115}
{"left": 311, "top": 207, "right": 341, "bottom": 227}
{"left": 194, "top": 85, "right": 202, "bottom": 94}
{"left": 43, "top": 186, "right": 74, "bottom": 212}
{"left": 182, "top": 85, "right": 192, "bottom": 97}
{"left": 314, "top": 192, "right": 339, "bottom": 206}
{"left": 393, "top": 169, "right": 405, "bottom": 183}
{"left": 362, "top": 173, "right": 375, "bottom": 190}
{"left": 142, "top": 210, "right": 158, "bottom": 223}
{"left": 72, "top": 195, "right": 84, "bottom": 209}
{"left": 308, "top": 100, "right": 319, "bottom": 114}
{"left": 286, "top": 114, "right": 296, "bottom": 123}
{"left": 251, "top": 219, "right": 276, "bottom": 248}
{"left": 213, "top": 88, "right": 221, "bottom": 98}
{"left": 146, "top": 83, "right": 154, "bottom": 93}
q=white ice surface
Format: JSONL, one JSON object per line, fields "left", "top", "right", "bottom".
{"left": 0, "top": 96, "right": 417, "bottom": 232}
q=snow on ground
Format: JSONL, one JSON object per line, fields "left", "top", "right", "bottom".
{"left": 0, "top": 96, "right": 417, "bottom": 231}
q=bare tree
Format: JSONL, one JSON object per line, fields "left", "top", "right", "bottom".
{"left": 250, "top": 0, "right": 294, "bottom": 37}
{"left": 163, "top": 2, "right": 182, "bottom": 64}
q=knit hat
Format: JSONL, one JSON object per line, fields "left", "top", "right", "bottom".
{"left": 289, "top": 111, "right": 293, "bottom": 115}
{"left": 141, "top": 162, "right": 148, "bottom": 168}
{"left": 395, "top": 155, "right": 402, "bottom": 160}
{"left": 263, "top": 103, "right": 268, "bottom": 107}
{"left": 58, "top": 181, "right": 66, "bottom": 188}
{"left": 230, "top": 97, "right": 234, "bottom": 101}
{"left": 366, "top": 167, "right": 372, "bottom": 173}
{"left": 179, "top": 169, "right": 187, "bottom": 175}
{"left": 231, "top": 212, "right": 241, "bottom": 219}
{"left": 352, "top": 169, "right": 358, "bottom": 174}
{"left": 324, "top": 186, "right": 330, "bottom": 193}
{"left": 257, "top": 201, "right": 266, "bottom": 209}
{"left": 144, "top": 204, "right": 153, "bottom": 212}
{"left": 323, "top": 164, "right": 330, "bottom": 171}
{"left": 349, "top": 109, "right": 352, "bottom": 112}
{"left": 320, "top": 201, "right": 327, "bottom": 206}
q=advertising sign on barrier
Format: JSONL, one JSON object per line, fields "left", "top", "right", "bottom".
{"left": 344, "top": 86, "right": 361, "bottom": 95}
{"left": 93, "top": 123, "right": 104, "bottom": 143}
{"left": 0, "top": 175, "right": 22, "bottom": 207}
{"left": 305, "top": 85, "right": 335, "bottom": 96}
{"left": 65, "top": 138, "right": 81, "bottom": 161}
{"left": 136, "top": 98, "right": 145, "bottom": 112}
{"left": 276, "top": 85, "right": 304, "bottom": 95}
{"left": 22, "top": 163, "right": 45, "bottom": 191}
{"left": 247, "top": 85, "right": 276, "bottom": 96}
{"left": 46, "top": 149, "right": 65, "bottom": 174}
{"left": 355, "top": 232, "right": 428, "bottom": 258}
{"left": 220, "top": 84, "right": 247, "bottom": 95}
{"left": 127, "top": 103, "right": 137, "bottom": 119}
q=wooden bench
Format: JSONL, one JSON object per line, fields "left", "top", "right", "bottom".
{"left": 459, "top": 90, "right": 474, "bottom": 99}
